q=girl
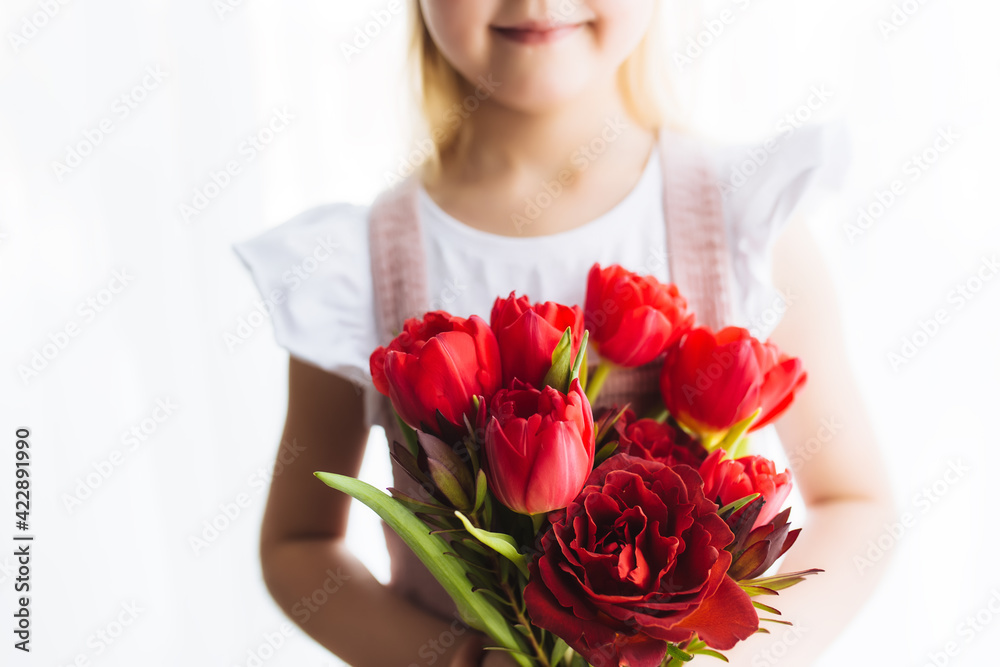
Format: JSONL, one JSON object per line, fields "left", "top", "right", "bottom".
{"left": 234, "top": 2, "right": 894, "bottom": 665}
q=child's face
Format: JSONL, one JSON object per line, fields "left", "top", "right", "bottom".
{"left": 419, "top": 0, "right": 655, "bottom": 113}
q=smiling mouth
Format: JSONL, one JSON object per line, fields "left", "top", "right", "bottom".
{"left": 490, "top": 21, "right": 585, "bottom": 45}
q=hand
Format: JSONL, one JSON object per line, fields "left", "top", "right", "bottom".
{"left": 482, "top": 652, "right": 522, "bottom": 667}
{"left": 449, "top": 634, "right": 522, "bottom": 667}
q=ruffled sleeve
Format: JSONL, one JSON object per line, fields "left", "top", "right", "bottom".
{"left": 712, "top": 121, "right": 851, "bottom": 339}
{"left": 231, "top": 203, "right": 379, "bottom": 393}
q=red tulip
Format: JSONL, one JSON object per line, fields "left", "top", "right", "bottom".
{"left": 369, "top": 311, "right": 501, "bottom": 435}
{"left": 699, "top": 449, "right": 793, "bottom": 528}
{"left": 753, "top": 340, "right": 808, "bottom": 432}
{"left": 490, "top": 291, "right": 584, "bottom": 388}
{"left": 659, "top": 326, "right": 806, "bottom": 443}
{"left": 583, "top": 263, "right": 693, "bottom": 367}
{"left": 484, "top": 378, "right": 595, "bottom": 515}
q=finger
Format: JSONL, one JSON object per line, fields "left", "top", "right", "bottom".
{"left": 449, "top": 633, "right": 487, "bottom": 667}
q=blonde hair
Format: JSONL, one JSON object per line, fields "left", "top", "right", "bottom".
{"left": 408, "top": 2, "right": 684, "bottom": 181}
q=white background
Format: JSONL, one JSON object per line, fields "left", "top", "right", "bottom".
{"left": 1, "top": 1, "right": 997, "bottom": 666}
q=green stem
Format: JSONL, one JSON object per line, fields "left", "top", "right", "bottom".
{"left": 643, "top": 405, "right": 669, "bottom": 423}
{"left": 584, "top": 360, "right": 614, "bottom": 405}
{"left": 500, "top": 576, "right": 550, "bottom": 667}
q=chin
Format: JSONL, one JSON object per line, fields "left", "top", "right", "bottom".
{"left": 492, "top": 81, "right": 592, "bottom": 114}
{"left": 482, "top": 59, "right": 604, "bottom": 114}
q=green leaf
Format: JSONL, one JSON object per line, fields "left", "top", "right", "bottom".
{"left": 718, "top": 493, "right": 760, "bottom": 517}
{"left": 388, "top": 488, "right": 453, "bottom": 516}
{"left": 759, "top": 617, "right": 794, "bottom": 626}
{"left": 713, "top": 408, "right": 762, "bottom": 455}
{"left": 752, "top": 600, "right": 782, "bottom": 615}
{"left": 483, "top": 647, "right": 536, "bottom": 660}
{"left": 595, "top": 403, "right": 632, "bottom": 444}
{"left": 665, "top": 643, "right": 694, "bottom": 662}
{"left": 462, "top": 406, "right": 482, "bottom": 471}
{"left": 738, "top": 584, "right": 778, "bottom": 597}
{"left": 570, "top": 329, "right": 589, "bottom": 383}
{"left": 389, "top": 441, "right": 428, "bottom": 485}
{"left": 691, "top": 648, "right": 729, "bottom": 662}
{"left": 313, "top": 472, "right": 531, "bottom": 665}
{"left": 454, "top": 511, "right": 530, "bottom": 578}
{"left": 549, "top": 637, "right": 569, "bottom": 666}
{"left": 394, "top": 412, "right": 420, "bottom": 458}
{"left": 419, "top": 431, "right": 475, "bottom": 498}
{"left": 543, "top": 327, "right": 574, "bottom": 393}
{"left": 427, "top": 459, "right": 473, "bottom": 510}
{"left": 594, "top": 441, "right": 619, "bottom": 466}
{"left": 449, "top": 537, "right": 491, "bottom": 561}
{"left": 474, "top": 469, "right": 489, "bottom": 513}
{"left": 744, "top": 568, "right": 824, "bottom": 591}
{"left": 470, "top": 587, "right": 515, "bottom": 609}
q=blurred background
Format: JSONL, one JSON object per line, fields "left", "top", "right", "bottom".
{"left": 1, "top": 0, "right": 997, "bottom": 665}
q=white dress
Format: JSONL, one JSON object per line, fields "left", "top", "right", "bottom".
{"left": 233, "top": 123, "right": 849, "bottom": 453}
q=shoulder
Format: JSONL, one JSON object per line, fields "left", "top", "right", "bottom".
{"left": 231, "top": 201, "right": 378, "bottom": 386}
{"left": 235, "top": 202, "right": 371, "bottom": 262}
{"left": 233, "top": 202, "right": 371, "bottom": 294}
{"left": 707, "top": 121, "right": 851, "bottom": 238}
{"left": 699, "top": 122, "right": 852, "bottom": 337}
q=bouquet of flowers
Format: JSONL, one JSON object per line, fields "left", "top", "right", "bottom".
{"left": 316, "top": 263, "right": 819, "bottom": 667}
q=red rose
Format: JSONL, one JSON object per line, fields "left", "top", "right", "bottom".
{"left": 659, "top": 327, "right": 806, "bottom": 444}
{"left": 699, "top": 450, "right": 793, "bottom": 529}
{"left": 490, "top": 292, "right": 584, "bottom": 388}
{"left": 584, "top": 263, "right": 693, "bottom": 367}
{"left": 484, "top": 378, "right": 595, "bottom": 515}
{"left": 524, "top": 455, "right": 758, "bottom": 667}
{"left": 369, "top": 311, "right": 501, "bottom": 435}
{"left": 619, "top": 418, "right": 707, "bottom": 468}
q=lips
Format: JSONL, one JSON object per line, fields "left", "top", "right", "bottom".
{"left": 491, "top": 21, "right": 584, "bottom": 45}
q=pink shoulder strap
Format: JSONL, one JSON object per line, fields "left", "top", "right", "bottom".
{"left": 659, "top": 129, "right": 736, "bottom": 330}
{"left": 368, "top": 175, "right": 428, "bottom": 342}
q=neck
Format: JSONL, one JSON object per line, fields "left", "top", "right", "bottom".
{"left": 436, "top": 79, "right": 657, "bottom": 188}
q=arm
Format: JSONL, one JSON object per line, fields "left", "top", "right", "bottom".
{"left": 259, "top": 356, "right": 509, "bottom": 666}
{"left": 705, "top": 215, "right": 897, "bottom": 665}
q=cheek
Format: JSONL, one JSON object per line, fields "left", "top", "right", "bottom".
{"left": 419, "top": 0, "right": 496, "bottom": 81}
{"left": 587, "top": 0, "right": 657, "bottom": 64}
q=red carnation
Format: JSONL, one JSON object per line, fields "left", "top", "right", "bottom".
{"left": 524, "top": 455, "right": 758, "bottom": 667}
{"left": 619, "top": 418, "right": 707, "bottom": 468}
